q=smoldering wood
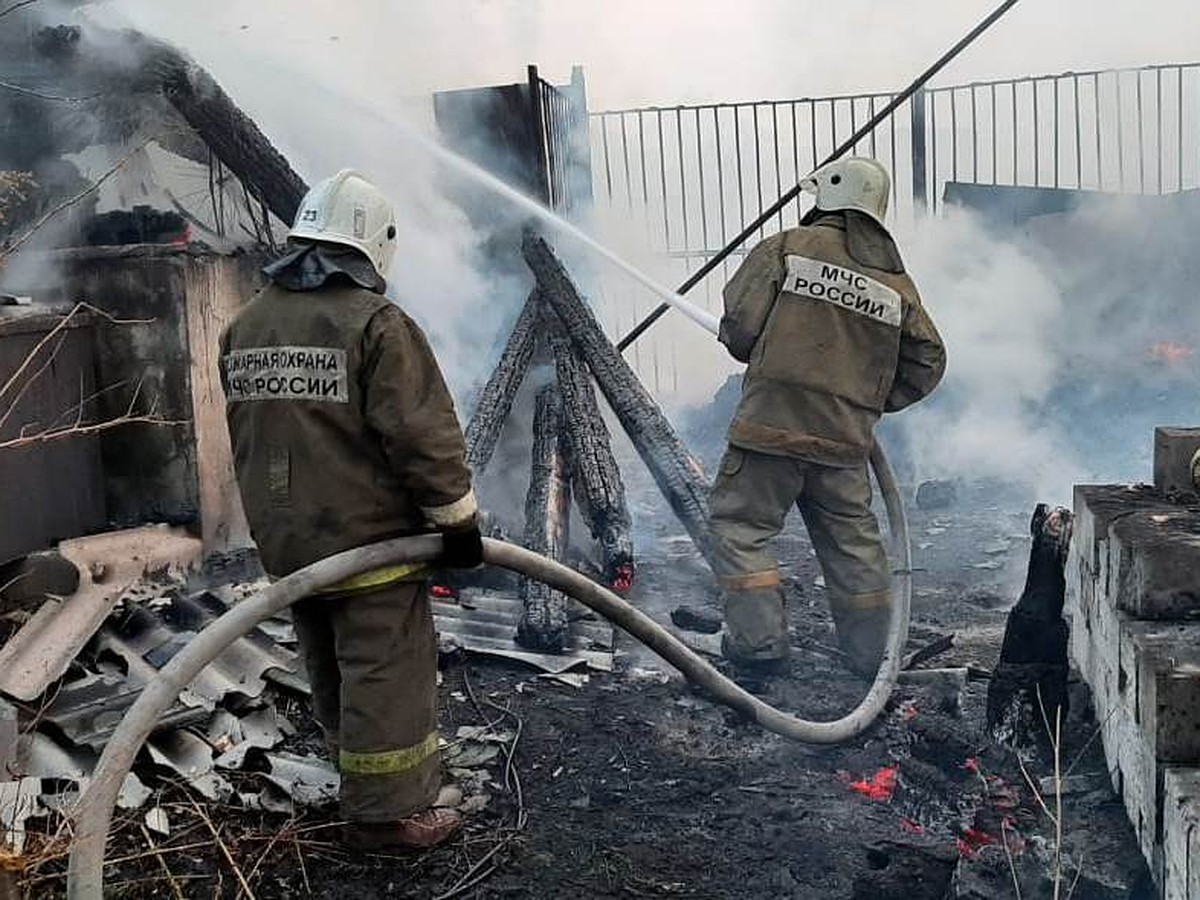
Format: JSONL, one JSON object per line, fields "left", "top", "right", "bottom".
{"left": 542, "top": 299, "right": 635, "bottom": 589}
{"left": 463, "top": 292, "right": 540, "bottom": 474}
{"left": 35, "top": 26, "right": 309, "bottom": 225}
{"left": 522, "top": 232, "right": 715, "bottom": 566}
{"left": 516, "top": 383, "right": 572, "bottom": 652}
{"left": 147, "top": 41, "right": 309, "bottom": 224}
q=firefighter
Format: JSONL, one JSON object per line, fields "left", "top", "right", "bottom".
{"left": 220, "top": 170, "right": 480, "bottom": 849}
{"left": 709, "top": 157, "right": 945, "bottom": 675}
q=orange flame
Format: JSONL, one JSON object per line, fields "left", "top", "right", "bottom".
{"left": 1149, "top": 341, "right": 1193, "bottom": 365}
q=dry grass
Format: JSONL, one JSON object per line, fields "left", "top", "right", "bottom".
{"left": 998, "top": 687, "right": 1094, "bottom": 900}
{"left": 0, "top": 171, "right": 36, "bottom": 229}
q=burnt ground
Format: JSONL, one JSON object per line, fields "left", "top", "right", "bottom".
{"left": 14, "top": 482, "right": 1155, "bottom": 899}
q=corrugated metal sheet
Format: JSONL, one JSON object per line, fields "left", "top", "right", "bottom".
{"left": 0, "top": 525, "right": 204, "bottom": 701}
{"left": 39, "top": 672, "right": 208, "bottom": 749}
{"left": 433, "top": 589, "right": 614, "bottom": 674}
{"left": 97, "top": 585, "right": 305, "bottom": 708}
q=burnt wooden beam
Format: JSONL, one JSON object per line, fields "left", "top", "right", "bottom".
{"left": 522, "top": 231, "right": 714, "bottom": 566}
{"left": 463, "top": 292, "right": 540, "bottom": 474}
{"left": 516, "top": 383, "right": 572, "bottom": 651}
{"left": 150, "top": 46, "right": 309, "bottom": 224}
{"left": 542, "top": 298, "right": 635, "bottom": 591}
{"left": 44, "top": 26, "right": 309, "bottom": 224}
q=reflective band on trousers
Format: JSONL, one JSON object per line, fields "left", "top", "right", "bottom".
{"left": 718, "top": 570, "right": 782, "bottom": 591}
{"left": 315, "top": 563, "right": 430, "bottom": 596}
{"left": 339, "top": 732, "right": 439, "bottom": 775}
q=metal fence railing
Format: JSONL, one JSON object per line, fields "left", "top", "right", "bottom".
{"left": 585, "top": 61, "right": 1200, "bottom": 403}
{"left": 925, "top": 63, "right": 1200, "bottom": 210}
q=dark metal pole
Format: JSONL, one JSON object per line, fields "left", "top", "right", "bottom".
{"left": 911, "top": 86, "right": 928, "bottom": 213}
{"left": 616, "top": 0, "right": 1022, "bottom": 352}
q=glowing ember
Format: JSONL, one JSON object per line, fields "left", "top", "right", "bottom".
{"left": 849, "top": 766, "right": 898, "bottom": 801}
{"left": 1149, "top": 341, "right": 1193, "bottom": 365}
{"left": 956, "top": 827, "right": 998, "bottom": 858}
{"left": 611, "top": 564, "right": 635, "bottom": 594}
{"left": 899, "top": 817, "right": 925, "bottom": 835}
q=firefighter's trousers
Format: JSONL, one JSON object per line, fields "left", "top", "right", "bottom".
{"left": 708, "top": 445, "right": 893, "bottom": 672}
{"left": 292, "top": 581, "right": 441, "bottom": 822}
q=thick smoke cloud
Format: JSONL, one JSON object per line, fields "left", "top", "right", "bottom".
{"left": 102, "top": 1, "right": 1200, "bottom": 109}
{"left": 72, "top": 3, "right": 538, "bottom": 404}
{"left": 885, "top": 191, "right": 1200, "bottom": 502}
{"left": 21, "top": 1, "right": 1200, "bottom": 507}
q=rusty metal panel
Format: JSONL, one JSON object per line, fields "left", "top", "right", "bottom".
{"left": 0, "top": 309, "right": 106, "bottom": 561}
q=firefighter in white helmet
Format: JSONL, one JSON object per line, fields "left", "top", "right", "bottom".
{"left": 220, "top": 170, "right": 479, "bottom": 848}
{"left": 709, "top": 157, "right": 946, "bottom": 675}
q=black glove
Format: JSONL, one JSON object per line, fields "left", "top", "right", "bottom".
{"left": 440, "top": 525, "right": 484, "bottom": 569}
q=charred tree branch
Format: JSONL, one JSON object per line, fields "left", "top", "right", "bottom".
{"left": 523, "top": 231, "right": 715, "bottom": 566}
{"left": 542, "top": 299, "right": 635, "bottom": 590}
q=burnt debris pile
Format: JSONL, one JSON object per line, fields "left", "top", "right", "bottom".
{"left": 463, "top": 231, "right": 716, "bottom": 652}
{"left": 0, "top": 16, "right": 307, "bottom": 255}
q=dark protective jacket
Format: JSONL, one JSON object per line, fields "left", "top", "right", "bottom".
{"left": 220, "top": 282, "right": 476, "bottom": 577}
{"left": 719, "top": 216, "right": 945, "bottom": 467}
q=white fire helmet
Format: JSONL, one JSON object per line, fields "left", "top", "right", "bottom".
{"left": 799, "top": 157, "right": 891, "bottom": 225}
{"left": 289, "top": 169, "right": 397, "bottom": 278}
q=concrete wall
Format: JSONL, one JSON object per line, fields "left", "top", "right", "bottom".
{"left": 0, "top": 307, "right": 106, "bottom": 561}
{"left": 50, "top": 244, "right": 262, "bottom": 554}
{"left": 1066, "top": 440, "right": 1200, "bottom": 897}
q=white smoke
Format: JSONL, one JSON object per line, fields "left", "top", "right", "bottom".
{"left": 896, "top": 207, "right": 1080, "bottom": 501}
{"left": 72, "top": 3, "right": 537, "bottom": 404}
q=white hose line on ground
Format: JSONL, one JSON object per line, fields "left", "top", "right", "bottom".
{"left": 67, "top": 446, "right": 909, "bottom": 899}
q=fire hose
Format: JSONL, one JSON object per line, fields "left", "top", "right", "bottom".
{"left": 66, "top": 443, "right": 908, "bottom": 898}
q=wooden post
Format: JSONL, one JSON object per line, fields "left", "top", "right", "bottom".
{"left": 463, "top": 294, "right": 540, "bottom": 475}
{"left": 516, "top": 383, "right": 572, "bottom": 651}
{"left": 543, "top": 301, "right": 634, "bottom": 590}
{"left": 523, "top": 232, "right": 715, "bottom": 567}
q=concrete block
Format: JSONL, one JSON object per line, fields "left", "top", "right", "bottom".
{"left": 1065, "top": 547, "right": 1093, "bottom": 680}
{"left": 1154, "top": 427, "right": 1200, "bottom": 497}
{"left": 1107, "top": 701, "right": 1161, "bottom": 867}
{"left": 1163, "top": 769, "right": 1200, "bottom": 900}
{"left": 1073, "top": 484, "right": 1168, "bottom": 574}
{"left": 1120, "top": 620, "right": 1200, "bottom": 763}
{"left": 1076, "top": 575, "right": 1122, "bottom": 723}
{"left": 1109, "top": 507, "right": 1200, "bottom": 619}
{"left": 1067, "top": 485, "right": 1156, "bottom": 680}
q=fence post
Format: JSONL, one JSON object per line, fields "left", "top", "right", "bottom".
{"left": 911, "top": 86, "right": 928, "bottom": 215}
{"left": 527, "top": 64, "right": 552, "bottom": 206}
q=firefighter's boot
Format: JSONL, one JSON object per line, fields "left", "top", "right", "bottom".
{"left": 722, "top": 587, "right": 791, "bottom": 668}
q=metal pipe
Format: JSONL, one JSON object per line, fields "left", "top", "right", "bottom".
{"left": 615, "top": 0, "right": 1022, "bottom": 352}
{"left": 68, "top": 443, "right": 910, "bottom": 898}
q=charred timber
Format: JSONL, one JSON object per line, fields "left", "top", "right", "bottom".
{"left": 45, "top": 27, "right": 309, "bottom": 225}
{"left": 463, "top": 292, "right": 540, "bottom": 474}
{"left": 516, "top": 384, "right": 572, "bottom": 652}
{"left": 543, "top": 299, "right": 635, "bottom": 591}
{"left": 522, "top": 232, "right": 714, "bottom": 565}
{"left": 150, "top": 45, "right": 309, "bottom": 224}
{"left": 986, "top": 504, "right": 1072, "bottom": 749}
